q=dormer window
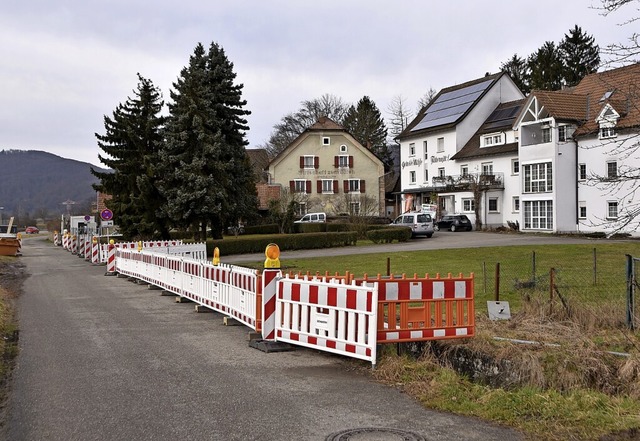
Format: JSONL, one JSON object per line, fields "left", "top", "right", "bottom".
{"left": 600, "top": 127, "right": 617, "bottom": 139}
{"left": 596, "top": 104, "right": 620, "bottom": 139}
{"left": 481, "top": 133, "right": 504, "bottom": 147}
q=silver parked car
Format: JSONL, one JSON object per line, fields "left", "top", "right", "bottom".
{"left": 389, "top": 212, "right": 434, "bottom": 238}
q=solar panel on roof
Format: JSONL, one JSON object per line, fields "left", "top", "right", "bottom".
{"left": 411, "top": 79, "right": 494, "bottom": 132}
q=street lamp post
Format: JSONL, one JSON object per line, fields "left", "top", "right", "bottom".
{"left": 0, "top": 206, "right": 4, "bottom": 226}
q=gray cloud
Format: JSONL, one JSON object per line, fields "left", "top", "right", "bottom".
{"left": 0, "top": 0, "right": 631, "bottom": 166}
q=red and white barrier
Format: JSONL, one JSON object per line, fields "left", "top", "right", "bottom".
{"left": 275, "top": 275, "right": 378, "bottom": 365}
{"left": 105, "top": 244, "right": 116, "bottom": 275}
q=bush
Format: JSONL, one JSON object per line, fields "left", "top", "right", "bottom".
{"left": 366, "top": 227, "right": 412, "bottom": 244}
{"left": 243, "top": 224, "right": 280, "bottom": 235}
{"left": 209, "top": 231, "right": 358, "bottom": 256}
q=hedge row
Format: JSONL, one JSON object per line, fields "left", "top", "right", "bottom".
{"left": 209, "top": 231, "right": 359, "bottom": 256}
{"left": 366, "top": 227, "right": 412, "bottom": 244}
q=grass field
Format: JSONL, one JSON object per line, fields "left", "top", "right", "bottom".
{"left": 264, "top": 242, "right": 640, "bottom": 440}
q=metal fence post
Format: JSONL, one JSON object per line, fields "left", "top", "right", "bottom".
{"left": 494, "top": 262, "right": 500, "bottom": 302}
{"left": 626, "top": 254, "right": 634, "bottom": 331}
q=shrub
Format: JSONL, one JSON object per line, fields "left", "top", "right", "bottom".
{"left": 209, "top": 231, "right": 359, "bottom": 256}
{"left": 243, "top": 224, "right": 280, "bottom": 235}
{"left": 366, "top": 227, "right": 412, "bottom": 244}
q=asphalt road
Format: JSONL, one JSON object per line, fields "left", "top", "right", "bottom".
{"left": 3, "top": 236, "right": 524, "bottom": 441}
{"left": 222, "top": 230, "right": 614, "bottom": 264}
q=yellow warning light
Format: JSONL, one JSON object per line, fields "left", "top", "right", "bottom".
{"left": 213, "top": 247, "right": 220, "bottom": 266}
{"left": 264, "top": 243, "right": 280, "bottom": 269}
{"left": 137, "top": 240, "right": 143, "bottom": 252}
{"left": 109, "top": 239, "right": 115, "bottom": 245}
{"left": 92, "top": 237, "right": 97, "bottom": 244}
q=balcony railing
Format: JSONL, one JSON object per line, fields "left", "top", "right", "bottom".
{"left": 431, "top": 172, "right": 504, "bottom": 191}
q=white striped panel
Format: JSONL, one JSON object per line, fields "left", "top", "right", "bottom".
{"left": 434, "top": 329, "right": 446, "bottom": 337}
{"left": 433, "top": 281, "right": 445, "bottom": 299}
{"left": 410, "top": 282, "right": 422, "bottom": 300}
{"left": 385, "top": 282, "right": 398, "bottom": 300}
{"left": 455, "top": 280, "right": 467, "bottom": 298}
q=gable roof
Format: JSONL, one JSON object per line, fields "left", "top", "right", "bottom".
{"left": 398, "top": 72, "right": 505, "bottom": 140}
{"left": 517, "top": 63, "right": 640, "bottom": 137}
{"left": 452, "top": 99, "right": 526, "bottom": 160}
{"left": 268, "top": 116, "right": 383, "bottom": 169}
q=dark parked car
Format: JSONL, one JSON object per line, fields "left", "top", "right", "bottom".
{"left": 435, "top": 215, "right": 472, "bottom": 232}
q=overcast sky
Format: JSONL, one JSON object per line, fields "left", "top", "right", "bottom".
{"left": 0, "top": 0, "right": 633, "bottom": 167}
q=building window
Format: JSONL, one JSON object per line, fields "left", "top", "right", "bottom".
{"left": 462, "top": 198, "right": 475, "bottom": 212}
{"left": 607, "top": 161, "right": 618, "bottom": 179}
{"left": 437, "top": 137, "right": 444, "bottom": 153}
{"left": 321, "top": 179, "right": 334, "bottom": 194}
{"left": 322, "top": 137, "right": 331, "bottom": 145}
{"left": 409, "top": 143, "right": 416, "bottom": 156}
{"left": 424, "top": 169, "right": 429, "bottom": 183}
{"left": 409, "top": 171, "right": 416, "bottom": 184}
{"left": 578, "top": 163, "right": 587, "bottom": 181}
{"left": 607, "top": 201, "right": 618, "bottom": 219}
{"left": 460, "top": 165, "right": 469, "bottom": 176}
{"left": 523, "top": 200, "right": 553, "bottom": 230}
{"left": 541, "top": 127, "right": 552, "bottom": 143}
{"left": 302, "top": 155, "right": 316, "bottom": 169}
{"left": 558, "top": 125, "right": 568, "bottom": 142}
{"left": 512, "top": 159, "right": 519, "bottom": 175}
{"left": 600, "top": 127, "right": 617, "bottom": 139}
{"left": 579, "top": 201, "right": 587, "bottom": 219}
{"left": 296, "top": 202, "right": 307, "bottom": 216}
{"left": 482, "top": 162, "right": 493, "bottom": 175}
{"left": 512, "top": 196, "right": 520, "bottom": 213}
{"left": 338, "top": 155, "right": 349, "bottom": 168}
{"left": 488, "top": 197, "right": 499, "bottom": 212}
{"left": 350, "top": 202, "right": 360, "bottom": 215}
{"left": 348, "top": 179, "right": 360, "bottom": 193}
{"left": 438, "top": 167, "right": 445, "bottom": 177}
{"left": 423, "top": 141, "right": 428, "bottom": 159}
{"left": 523, "top": 162, "right": 553, "bottom": 193}
{"left": 482, "top": 133, "right": 503, "bottom": 147}
{"left": 294, "top": 179, "right": 308, "bottom": 193}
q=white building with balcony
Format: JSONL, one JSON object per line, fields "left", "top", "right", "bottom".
{"left": 514, "top": 63, "right": 640, "bottom": 235}
{"left": 396, "top": 72, "right": 524, "bottom": 224}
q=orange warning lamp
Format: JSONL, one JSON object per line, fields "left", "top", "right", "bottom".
{"left": 213, "top": 247, "right": 220, "bottom": 266}
{"left": 264, "top": 243, "right": 280, "bottom": 269}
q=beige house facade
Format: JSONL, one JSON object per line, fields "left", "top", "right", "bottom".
{"left": 268, "top": 117, "right": 385, "bottom": 217}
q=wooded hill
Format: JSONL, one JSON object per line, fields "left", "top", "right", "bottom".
{"left": 0, "top": 149, "right": 107, "bottom": 219}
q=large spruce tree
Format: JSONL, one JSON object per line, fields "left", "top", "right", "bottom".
{"left": 527, "top": 41, "right": 565, "bottom": 91}
{"left": 92, "top": 74, "right": 169, "bottom": 239}
{"left": 342, "top": 96, "right": 391, "bottom": 168}
{"left": 559, "top": 25, "right": 600, "bottom": 87}
{"left": 158, "top": 42, "right": 257, "bottom": 240}
{"left": 500, "top": 54, "right": 530, "bottom": 94}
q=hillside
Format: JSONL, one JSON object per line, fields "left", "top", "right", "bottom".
{"left": 0, "top": 149, "right": 108, "bottom": 218}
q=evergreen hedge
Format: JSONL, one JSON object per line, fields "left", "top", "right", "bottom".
{"left": 366, "top": 227, "right": 412, "bottom": 243}
{"left": 209, "top": 231, "right": 358, "bottom": 256}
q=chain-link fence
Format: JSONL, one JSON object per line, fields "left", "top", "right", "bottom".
{"left": 478, "top": 249, "right": 637, "bottom": 331}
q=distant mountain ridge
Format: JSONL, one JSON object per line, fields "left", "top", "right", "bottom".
{"left": 0, "top": 149, "right": 108, "bottom": 218}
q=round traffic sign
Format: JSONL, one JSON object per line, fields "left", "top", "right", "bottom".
{"left": 100, "top": 209, "right": 113, "bottom": 221}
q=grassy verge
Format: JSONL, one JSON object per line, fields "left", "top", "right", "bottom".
{"left": 261, "top": 243, "right": 640, "bottom": 440}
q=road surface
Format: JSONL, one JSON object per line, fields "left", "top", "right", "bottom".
{"left": 5, "top": 237, "right": 525, "bottom": 440}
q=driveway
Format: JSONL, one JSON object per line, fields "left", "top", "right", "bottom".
{"left": 4, "top": 237, "right": 523, "bottom": 440}
{"left": 222, "top": 230, "right": 613, "bottom": 264}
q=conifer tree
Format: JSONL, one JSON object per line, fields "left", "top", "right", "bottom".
{"left": 527, "top": 41, "right": 565, "bottom": 91}
{"left": 158, "top": 42, "right": 257, "bottom": 240}
{"left": 92, "top": 74, "right": 168, "bottom": 239}
{"left": 342, "top": 96, "right": 391, "bottom": 167}
{"left": 500, "top": 54, "right": 530, "bottom": 94}
{"left": 559, "top": 25, "right": 600, "bottom": 87}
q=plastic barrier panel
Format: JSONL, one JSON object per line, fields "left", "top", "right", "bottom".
{"left": 275, "top": 275, "right": 378, "bottom": 365}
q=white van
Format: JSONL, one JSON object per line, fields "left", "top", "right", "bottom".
{"left": 294, "top": 212, "right": 327, "bottom": 223}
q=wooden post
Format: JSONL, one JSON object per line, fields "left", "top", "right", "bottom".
{"left": 386, "top": 257, "right": 391, "bottom": 277}
{"left": 532, "top": 251, "right": 536, "bottom": 284}
{"left": 593, "top": 248, "right": 597, "bottom": 286}
{"left": 494, "top": 262, "right": 500, "bottom": 302}
{"left": 626, "top": 255, "right": 634, "bottom": 331}
{"left": 549, "top": 267, "right": 555, "bottom": 316}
